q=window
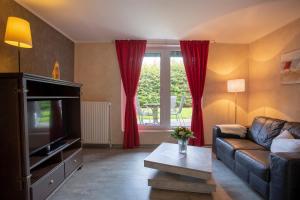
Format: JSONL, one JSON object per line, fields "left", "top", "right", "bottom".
{"left": 137, "top": 48, "right": 192, "bottom": 129}
{"left": 137, "top": 53, "right": 161, "bottom": 126}
{"left": 170, "top": 52, "right": 192, "bottom": 127}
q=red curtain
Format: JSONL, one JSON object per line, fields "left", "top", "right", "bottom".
{"left": 115, "top": 40, "right": 147, "bottom": 149}
{"left": 180, "top": 40, "right": 210, "bottom": 146}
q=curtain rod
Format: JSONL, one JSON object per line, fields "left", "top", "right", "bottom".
{"left": 146, "top": 40, "right": 216, "bottom": 47}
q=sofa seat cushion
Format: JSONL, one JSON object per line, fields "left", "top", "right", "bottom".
{"left": 235, "top": 150, "right": 270, "bottom": 181}
{"left": 216, "top": 138, "right": 235, "bottom": 159}
{"left": 223, "top": 138, "right": 266, "bottom": 150}
{"left": 216, "top": 138, "right": 265, "bottom": 159}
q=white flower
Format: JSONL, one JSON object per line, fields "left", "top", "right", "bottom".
{"left": 179, "top": 131, "right": 185, "bottom": 136}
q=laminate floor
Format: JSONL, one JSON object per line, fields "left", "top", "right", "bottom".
{"left": 50, "top": 148, "right": 262, "bottom": 200}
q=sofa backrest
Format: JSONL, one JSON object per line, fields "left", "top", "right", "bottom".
{"left": 281, "top": 122, "right": 300, "bottom": 139}
{"left": 249, "top": 116, "right": 286, "bottom": 150}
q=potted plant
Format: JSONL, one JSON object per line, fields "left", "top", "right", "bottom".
{"left": 171, "top": 127, "right": 195, "bottom": 154}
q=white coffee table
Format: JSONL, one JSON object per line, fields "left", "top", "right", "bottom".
{"left": 144, "top": 143, "right": 216, "bottom": 193}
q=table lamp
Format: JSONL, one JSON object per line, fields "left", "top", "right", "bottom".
{"left": 227, "top": 79, "right": 245, "bottom": 124}
{"left": 4, "top": 16, "right": 33, "bottom": 72}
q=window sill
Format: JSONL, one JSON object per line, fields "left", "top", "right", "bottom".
{"left": 138, "top": 129, "right": 173, "bottom": 133}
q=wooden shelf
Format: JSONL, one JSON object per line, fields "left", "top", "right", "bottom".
{"left": 65, "top": 137, "right": 81, "bottom": 146}
{"left": 30, "top": 138, "right": 81, "bottom": 170}
{"left": 0, "top": 73, "right": 82, "bottom": 200}
{"left": 30, "top": 150, "right": 62, "bottom": 170}
{"left": 27, "top": 96, "right": 80, "bottom": 100}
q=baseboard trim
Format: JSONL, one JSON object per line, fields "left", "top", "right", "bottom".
{"left": 82, "top": 143, "right": 211, "bottom": 149}
{"left": 82, "top": 143, "right": 112, "bottom": 148}
{"left": 82, "top": 143, "right": 160, "bottom": 149}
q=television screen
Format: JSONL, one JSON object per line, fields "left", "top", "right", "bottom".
{"left": 27, "top": 100, "right": 66, "bottom": 154}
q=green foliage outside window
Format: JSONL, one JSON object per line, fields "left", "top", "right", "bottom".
{"left": 170, "top": 58, "right": 192, "bottom": 107}
{"left": 39, "top": 101, "right": 50, "bottom": 123}
{"left": 137, "top": 58, "right": 192, "bottom": 107}
{"left": 137, "top": 63, "right": 160, "bottom": 106}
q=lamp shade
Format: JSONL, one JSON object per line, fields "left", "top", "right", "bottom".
{"left": 4, "top": 17, "right": 32, "bottom": 48}
{"left": 227, "top": 79, "right": 245, "bottom": 93}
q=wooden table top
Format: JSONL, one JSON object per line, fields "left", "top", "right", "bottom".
{"left": 144, "top": 143, "right": 212, "bottom": 179}
{"left": 144, "top": 103, "right": 160, "bottom": 108}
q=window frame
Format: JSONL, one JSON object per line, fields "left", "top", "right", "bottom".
{"left": 138, "top": 46, "right": 184, "bottom": 130}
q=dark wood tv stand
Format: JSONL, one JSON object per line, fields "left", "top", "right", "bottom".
{"left": 0, "top": 73, "right": 83, "bottom": 200}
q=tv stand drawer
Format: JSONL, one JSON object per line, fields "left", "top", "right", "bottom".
{"left": 64, "top": 149, "right": 82, "bottom": 177}
{"left": 31, "top": 163, "right": 64, "bottom": 200}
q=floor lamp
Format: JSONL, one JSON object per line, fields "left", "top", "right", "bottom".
{"left": 227, "top": 79, "right": 245, "bottom": 124}
{"left": 4, "top": 16, "right": 33, "bottom": 72}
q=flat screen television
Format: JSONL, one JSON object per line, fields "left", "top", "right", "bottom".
{"left": 27, "top": 100, "right": 66, "bottom": 155}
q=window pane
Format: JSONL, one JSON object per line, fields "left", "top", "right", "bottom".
{"left": 137, "top": 54, "right": 161, "bottom": 126}
{"left": 170, "top": 53, "right": 192, "bottom": 127}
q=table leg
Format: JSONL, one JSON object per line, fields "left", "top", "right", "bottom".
{"left": 152, "top": 107, "right": 158, "bottom": 124}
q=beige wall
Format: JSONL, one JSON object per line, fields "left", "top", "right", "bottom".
{"left": 75, "top": 18, "right": 300, "bottom": 146}
{"left": 248, "top": 18, "right": 300, "bottom": 123}
{"left": 75, "top": 43, "right": 123, "bottom": 144}
{"left": 75, "top": 42, "right": 249, "bottom": 145}
{"left": 204, "top": 43, "right": 248, "bottom": 144}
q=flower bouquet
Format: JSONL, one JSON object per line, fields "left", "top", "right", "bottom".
{"left": 171, "top": 127, "right": 195, "bottom": 154}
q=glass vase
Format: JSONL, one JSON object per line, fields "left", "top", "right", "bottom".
{"left": 178, "top": 139, "right": 188, "bottom": 154}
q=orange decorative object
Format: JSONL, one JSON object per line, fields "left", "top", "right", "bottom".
{"left": 52, "top": 61, "right": 61, "bottom": 79}
{"left": 283, "top": 61, "right": 292, "bottom": 70}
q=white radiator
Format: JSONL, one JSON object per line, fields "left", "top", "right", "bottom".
{"left": 81, "top": 101, "right": 111, "bottom": 146}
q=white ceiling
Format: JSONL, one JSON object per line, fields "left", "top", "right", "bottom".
{"left": 15, "top": 0, "right": 300, "bottom": 43}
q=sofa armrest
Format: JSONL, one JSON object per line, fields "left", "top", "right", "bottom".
{"left": 270, "top": 152, "right": 300, "bottom": 200}
{"left": 212, "top": 125, "right": 245, "bottom": 154}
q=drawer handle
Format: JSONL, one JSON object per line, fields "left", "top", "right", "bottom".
{"left": 49, "top": 179, "right": 54, "bottom": 184}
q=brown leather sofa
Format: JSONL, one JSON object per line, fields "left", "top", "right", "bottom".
{"left": 212, "top": 116, "right": 300, "bottom": 200}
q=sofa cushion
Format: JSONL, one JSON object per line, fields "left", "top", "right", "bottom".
{"left": 216, "top": 138, "right": 265, "bottom": 159}
{"left": 281, "top": 122, "right": 300, "bottom": 139}
{"left": 275, "top": 130, "right": 295, "bottom": 139}
{"left": 249, "top": 116, "right": 286, "bottom": 150}
{"left": 235, "top": 150, "right": 270, "bottom": 181}
{"left": 216, "top": 138, "right": 236, "bottom": 169}
{"left": 216, "top": 138, "right": 236, "bottom": 159}
{"left": 270, "top": 130, "right": 300, "bottom": 153}
{"left": 271, "top": 138, "right": 300, "bottom": 153}
{"left": 223, "top": 138, "right": 266, "bottom": 150}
